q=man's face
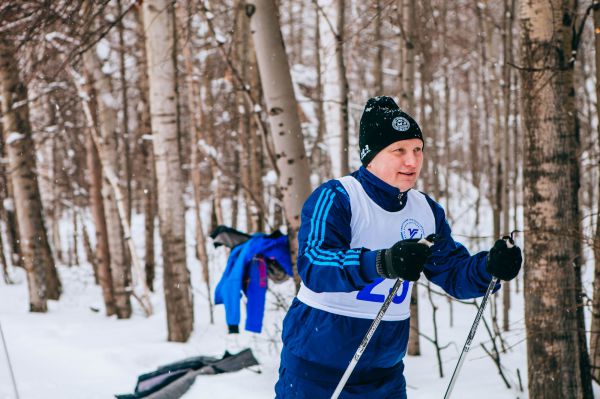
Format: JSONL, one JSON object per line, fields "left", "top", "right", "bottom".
{"left": 366, "top": 138, "right": 424, "bottom": 192}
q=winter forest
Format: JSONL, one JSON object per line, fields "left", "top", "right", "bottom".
{"left": 1, "top": 0, "right": 600, "bottom": 398}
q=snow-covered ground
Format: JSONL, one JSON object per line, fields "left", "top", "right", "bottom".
{"left": 0, "top": 175, "right": 598, "bottom": 398}
{"left": 0, "top": 261, "right": 529, "bottom": 399}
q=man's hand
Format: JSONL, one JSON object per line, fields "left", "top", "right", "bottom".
{"left": 376, "top": 239, "right": 432, "bottom": 281}
{"left": 486, "top": 238, "right": 522, "bottom": 281}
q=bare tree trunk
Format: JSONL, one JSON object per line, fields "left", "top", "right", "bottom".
{"left": 0, "top": 36, "right": 62, "bottom": 311}
{"left": 310, "top": 3, "right": 328, "bottom": 179}
{"left": 247, "top": 0, "right": 312, "bottom": 289}
{"left": 81, "top": 220, "right": 97, "bottom": 280}
{"left": 143, "top": 0, "right": 194, "bottom": 342}
{"left": 0, "top": 122, "right": 13, "bottom": 284}
{"left": 235, "top": 0, "right": 253, "bottom": 231}
{"left": 441, "top": 1, "right": 454, "bottom": 328}
{"left": 230, "top": 152, "right": 240, "bottom": 230}
{"left": 0, "top": 216, "right": 9, "bottom": 283}
{"left": 512, "top": 68, "right": 521, "bottom": 295}
{"left": 83, "top": 51, "right": 132, "bottom": 319}
{"left": 202, "top": 74, "right": 224, "bottom": 227}
{"left": 134, "top": 4, "right": 157, "bottom": 293}
{"left": 442, "top": 3, "right": 451, "bottom": 219}
{"left": 244, "top": 20, "right": 265, "bottom": 233}
{"left": 520, "top": 1, "right": 591, "bottom": 397}
{"left": 0, "top": 145, "right": 21, "bottom": 270}
{"left": 373, "top": 0, "right": 383, "bottom": 94}
{"left": 319, "top": 0, "right": 344, "bottom": 177}
{"left": 501, "top": 0, "right": 515, "bottom": 333}
{"left": 590, "top": 0, "right": 600, "bottom": 384}
{"left": 51, "top": 141, "right": 64, "bottom": 264}
{"left": 403, "top": 0, "right": 419, "bottom": 354}
{"left": 180, "top": 0, "right": 214, "bottom": 323}
{"left": 143, "top": 155, "right": 156, "bottom": 292}
{"left": 72, "top": 206, "right": 79, "bottom": 266}
{"left": 117, "top": 0, "right": 132, "bottom": 223}
{"left": 400, "top": 0, "right": 415, "bottom": 111}
{"left": 85, "top": 99, "right": 116, "bottom": 315}
{"left": 336, "top": 0, "right": 349, "bottom": 176}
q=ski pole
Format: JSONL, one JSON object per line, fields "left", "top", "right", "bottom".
{"left": 331, "top": 235, "right": 436, "bottom": 399}
{"left": 443, "top": 236, "right": 513, "bottom": 399}
{"left": 442, "top": 276, "right": 497, "bottom": 399}
{"left": 0, "top": 319, "right": 20, "bottom": 399}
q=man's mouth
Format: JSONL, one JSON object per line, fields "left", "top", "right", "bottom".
{"left": 398, "top": 172, "right": 415, "bottom": 176}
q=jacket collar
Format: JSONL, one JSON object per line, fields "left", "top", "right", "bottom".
{"left": 350, "top": 166, "right": 408, "bottom": 212}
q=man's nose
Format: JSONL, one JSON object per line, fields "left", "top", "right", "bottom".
{"left": 403, "top": 154, "right": 417, "bottom": 168}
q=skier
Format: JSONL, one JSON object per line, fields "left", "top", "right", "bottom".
{"left": 274, "top": 96, "right": 522, "bottom": 398}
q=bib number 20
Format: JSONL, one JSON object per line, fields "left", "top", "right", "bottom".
{"left": 356, "top": 278, "right": 410, "bottom": 304}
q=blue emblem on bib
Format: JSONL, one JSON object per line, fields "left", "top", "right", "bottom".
{"left": 401, "top": 219, "right": 424, "bottom": 240}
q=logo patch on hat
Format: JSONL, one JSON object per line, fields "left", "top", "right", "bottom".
{"left": 360, "top": 145, "right": 371, "bottom": 160}
{"left": 392, "top": 116, "right": 410, "bottom": 132}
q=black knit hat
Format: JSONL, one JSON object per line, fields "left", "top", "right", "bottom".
{"left": 359, "top": 96, "right": 423, "bottom": 166}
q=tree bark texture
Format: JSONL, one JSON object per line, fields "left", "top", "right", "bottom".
{"left": 134, "top": 3, "right": 157, "bottom": 293}
{"left": 143, "top": 0, "right": 194, "bottom": 342}
{"left": 83, "top": 50, "right": 133, "bottom": 319}
{"left": 319, "top": 0, "right": 345, "bottom": 177}
{"left": 520, "top": 1, "right": 591, "bottom": 397}
{"left": 247, "top": 0, "right": 312, "bottom": 289}
{"left": 180, "top": 0, "right": 214, "bottom": 324}
{"left": 588, "top": 0, "right": 600, "bottom": 384}
{"left": 0, "top": 35, "right": 61, "bottom": 311}
{"left": 335, "top": 0, "right": 349, "bottom": 176}
{"left": 0, "top": 115, "right": 13, "bottom": 284}
{"left": 85, "top": 98, "right": 116, "bottom": 316}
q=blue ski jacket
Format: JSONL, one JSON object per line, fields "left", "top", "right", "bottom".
{"left": 275, "top": 166, "right": 499, "bottom": 398}
{"left": 215, "top": 234, "right": 292, "bottom": 333}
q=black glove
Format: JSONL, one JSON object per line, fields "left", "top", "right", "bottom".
{"left": 486, "top": 238, "right": 522, "bottom": 281}
{"left": 376, "top": 239, "right": 432, "bottom": 281}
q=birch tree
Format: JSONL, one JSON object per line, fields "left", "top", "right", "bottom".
{"left": 85, "top": 87, "right": 116, "bottom": 316}
{"left": 520, "top": 1, "right": 592, "bottom": 396}
{"left": 83, "top": 51, "right": 133, "bottom": 319}
{"left": 0, "top": 110, "right": 12, "bottom": 284}
{"left": 0, "top": 35, "right": 61, "bottom": 311}
{"left": 401, "top": 0, "right": 420, "bottom": 357}
{"left": 246, "top": 0, "right": 312, "bottom": 287}
{"left": 179, "top": 0, "right": 213, "bottom": 323}
{"left": 133, "top": 4, "right": 157, "bottom": 292}
{"left": 319, "top": 0, "right": 348, "bottom": 177}
{"left": 143, "top": 0, "right": 194, "bottom": 342}
{"left": 589, "top": 0, "right": 600, "bottom": 383}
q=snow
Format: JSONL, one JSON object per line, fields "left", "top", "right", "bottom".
{"left": 263, "top": 170, "right": 278, "bottom": 186}
{"left": 0, "top": 208, "right": 290, "bottom": 399}
{"left": 96, "top": 39, "right": 110, "bottom": 60}
{"left": 5, "top": 132, "right": 25, "bottom": 145}
{"left": 197, "top": 139, "right": 219, "bottom": 159}
{"left": 100, "top": 92, "right": 118, "bottom": 109}
{"left": 44, "top": 32, "right": 80, "bottom": 46}
{"left": 214, "top": 32, "right": 227, "bottom": 45}
{"left": 2, "top": 198, "right": 14, "bottom": 212}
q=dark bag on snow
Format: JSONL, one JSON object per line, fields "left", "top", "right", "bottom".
{"left": 115, "top": 349, "right": 259, "bottom": 399}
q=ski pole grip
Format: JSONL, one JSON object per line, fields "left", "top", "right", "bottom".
{"left": 418, "top": 233, "right": 438, "bottom": 248}
{"left": 501, "top": 235, "right": 514, "bottom": 249}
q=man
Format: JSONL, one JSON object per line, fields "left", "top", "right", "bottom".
{"left": 274, "top": 96, "right": 522, "bottom": 398}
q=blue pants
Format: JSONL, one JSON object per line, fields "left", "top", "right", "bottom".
{"left": 274, "top": 352, "right": 407, "bottom": 399}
